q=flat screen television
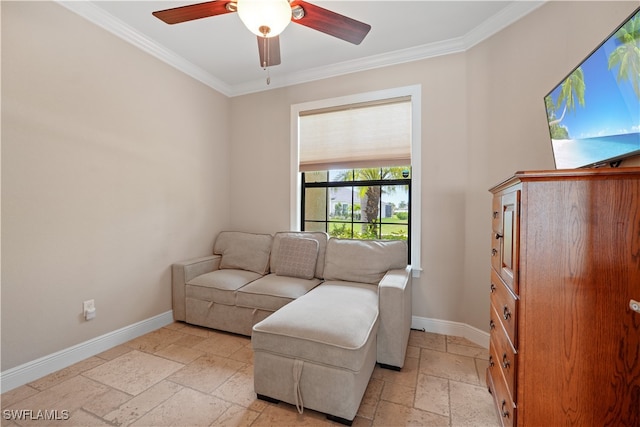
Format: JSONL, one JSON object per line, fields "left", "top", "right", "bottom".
{"left": 544, "top": 6, "right": 640, "bottom": 169}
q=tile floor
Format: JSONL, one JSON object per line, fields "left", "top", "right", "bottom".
{"left": 1, "top": 323, "right": 499, "bottom": 426}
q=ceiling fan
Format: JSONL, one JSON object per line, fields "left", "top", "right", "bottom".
{"left": 152, "top": 0, "right": 371, "bottom": 70}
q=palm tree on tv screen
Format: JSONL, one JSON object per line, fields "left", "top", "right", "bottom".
{"left": 608, "top": 12, "right": 640, "bottom": 98}
{"left": 553, "top": 67, "right": 586, "bottom": 128}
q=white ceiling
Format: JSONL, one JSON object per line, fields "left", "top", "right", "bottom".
{"left": 59, "top": 1, "right": 544, "bottom": 96}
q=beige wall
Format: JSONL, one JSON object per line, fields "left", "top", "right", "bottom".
{"left": 1, "top": 2, "right": 231, "bottom": 370}
{"left": 2, "top": 0, "right": 638, "bottom": 371}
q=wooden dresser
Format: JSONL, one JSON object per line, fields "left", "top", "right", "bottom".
{"left": 486, "top": 168, "right": 640, "bottom": 427}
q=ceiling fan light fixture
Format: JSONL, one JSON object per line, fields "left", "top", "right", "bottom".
{"left": 237, "top": 0, "right": 292, "bottom": 37}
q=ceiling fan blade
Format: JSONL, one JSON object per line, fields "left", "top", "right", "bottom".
{"left": 257, "top": 36, "right": 282, "bottom": 68}
{"left": 152, "top": 1, "right": 234, "bottom": 25}
{"left": 291, "top": 0, "right": 371, "bottom": 45}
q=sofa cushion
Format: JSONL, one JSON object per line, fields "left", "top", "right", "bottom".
{"left": 274, "top": 237, "right": 319, "bottom": 280}
{"left": 271, "top": 232, "right": 328, "bottom": 279}
{"left": 213, "top": 231, "right": 272, "bottom": 275}
{"left": 252, "top": 282, "right": 379, "bottom": 372}
{"left": 186, "top": 269, "right": 262, "bottom": 305}
{"left": 323, "top": 238, "right": 408, "bottom": 285}
{"left": 236, "top": 274, "right": 321, "bottom": 312}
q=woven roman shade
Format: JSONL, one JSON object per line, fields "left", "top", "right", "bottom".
{"left": 298, "top": 97, "right": 411, "bottom": 172}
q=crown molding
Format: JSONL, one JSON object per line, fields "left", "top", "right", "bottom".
{"left": 56, "top": 1, "right": 234, "bottom": 97}
{"left": 56, "top": 0, "right": 546, "bottom": 98}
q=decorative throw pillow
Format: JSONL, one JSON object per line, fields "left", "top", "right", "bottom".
{"left": 275, "top": 237, "right": 319, "bottom": 280}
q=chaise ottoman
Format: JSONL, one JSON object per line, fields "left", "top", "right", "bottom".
{"left": 251, "top": 282, "right": 379, "bottom": 425}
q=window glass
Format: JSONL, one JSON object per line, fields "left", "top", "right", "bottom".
{"left": 302, "top": 167, "right": 411, "bottom": 246}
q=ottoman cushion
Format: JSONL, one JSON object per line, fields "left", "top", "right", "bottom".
{"left": 252, "top": 282, "right": 378, "bottom": 372}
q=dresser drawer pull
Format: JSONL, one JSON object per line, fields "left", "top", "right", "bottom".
{"left": 502, "top": 353, "right": 511, "bottom": 369}
{"left": 495, "top": 233, "right": 503, "bottom": 240}
{"left": 490, "top": 283, "right": 496, "bottom": 293}
{"left": 492, "top": 248, "right": 498, "bottom": 256}
{"left": 493, "top": 211, "right": 499, "bottom": 219}
{"left": 489, "top": 355, "right": 494, "bottom": 367}
{"left": 489, "top": 319, "right": 496, "bottom": 330}
{"left": 501, "top": 400, "right": 510, "bottom": 419}
{"left": 503, "top": 305, "right": 512, "bottom": 320}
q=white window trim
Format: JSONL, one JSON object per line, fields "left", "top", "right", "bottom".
{"left": 290, "top": 85, "right": 422, "bottom": 277}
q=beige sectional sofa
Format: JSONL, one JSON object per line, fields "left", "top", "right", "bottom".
{"left": 171, "top": 230, "right": 412, "bottom": 425}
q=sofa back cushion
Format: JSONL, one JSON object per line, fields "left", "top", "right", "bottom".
{"left": 274, "top": 237, "right": 319, "bottom": 280}
{"left": 270, "top": 231, "right": 329, "bottom": 278}
{"left": 214, "top": 231, "right": 273, "bottom": 275}
{"left": 323, "top": 238, "right": 408, "bottom": 285}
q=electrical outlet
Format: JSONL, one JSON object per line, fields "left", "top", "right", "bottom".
{"left": 83, "top": 299, "right": 96, "bottom": 320}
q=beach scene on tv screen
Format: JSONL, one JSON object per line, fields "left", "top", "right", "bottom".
{"left": 545, "top": 9, "right": 640, "bottom": 169}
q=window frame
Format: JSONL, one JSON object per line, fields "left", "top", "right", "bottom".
{"left": 290, "top": 85, "right": 422, "bottom": 276}
{"left": 301, "top": 169, "right": 412, "bottom": 261}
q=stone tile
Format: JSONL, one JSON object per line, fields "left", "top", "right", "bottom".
{"left": 447, "top": 342, "right": 490, "bottom": 359}
{"left": 0, "top": 385, "right": 39, "bottom": 407}
{"left": 449, "top": 380, "right": 499, "bottom": 427}
{"left": 352, "top": 415, "right": 374, "bottom": 427}
{"left": 380, "top": 381, "right": 416, "bottom": 408}
{"left": 131, "top": 388, "right": 230, "bottom": 426}
{"left": 179, "top": 323, "right": 215, "bottom": 338}
{"left": 447, "top": 336, "right": 484, "bottom": 348}
{"left": 214, "top": 404, "right": 261, "bottom": 427}
{"left": 408, "top": 330, "right": 446, "bottom": 351}
{"left": 357, "top": 378, "right": 383, "bottom": 420}
{"left": 405, "top": 345, "right": 420, "bottom": 359}
{"left": 371, "top": 356, "right": 419, "bottom": 387}
{"left": 103, "top": 380, "right": 182, "bottom": 426}
{"left": 3, "top": 376, "right": 110, "bottom": 424}
{"left": 124, "top": 328, "right": 184, "bottom": 353}
{"left": 414, "top": 374, "right": 450, "bottom": 417}
{"left": 27, "top": 357, "right": 105, "bottom": 391}
{"left": 95, "top": 344, "right": 132, "bottom": 361}
{"left": 154, "top": 343, "right": 204, "bottom": 364}
{"left": 229, "top": 343, "right": 255, "bottom": 365}
{"left": 83, "top": 350, "right": 183, "bottom": 395}
{"left": 252, "top": 403, "right": 333, "bottom": 426}
{"left": 62, "top": 408, "right": 114, "bottom": 426}
{"left": 163, "top": 322, "right": 188, "bottom": 331}
{"left": 167, "top": 354, "right": 245, "bottom": 394}
{"left": 81, "top": 387, "right": 132, "bottom": 417}
{"left": 212, "top": 364, "right": 267, "bottom": 411}
{"left": 192, "top": 331, "right": 249, "bottom": 357}
{"left": 420, "top": 349, "right": 480, "bottom": 385}
{"left": 373, "top": 401, "right": 449, "bottom": 426}
{"left": 172, "top": 333, "right": 207, "bottom": 349}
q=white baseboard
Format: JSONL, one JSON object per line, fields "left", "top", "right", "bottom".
{"left": 1, "top": 311, "right": 174, "bottom": 394}
{"left": 1, "top": 312, "right": 486, "bottom": 394}
{"left": 411, "top": 316, "right": 490, "bottom": 349}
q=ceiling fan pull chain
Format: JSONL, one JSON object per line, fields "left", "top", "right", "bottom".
{"left": 261, "top": 35, "right": 271, "bottom": 85}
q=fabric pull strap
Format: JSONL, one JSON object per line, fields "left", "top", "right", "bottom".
{"left": 293, "top": 359, "right": 304, "bottom": 414}
{"left": 208, "top": 301, "right": 214, "bottom": 310}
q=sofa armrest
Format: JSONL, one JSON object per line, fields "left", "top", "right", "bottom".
{"left": 377, "top": 265, "right": 412, "bottom": 369}
{"left": 171, "top": 255, "right": 221, "bottom": 321}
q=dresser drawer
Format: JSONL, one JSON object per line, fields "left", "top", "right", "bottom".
{"left": 487, "top": 365, "right": 516, "bottom": 427}
{"left": 490, "top": 269, "right": 518, "bottom": 346}
{"left": 489, "top": 324, "right": 517, "bottom": 401}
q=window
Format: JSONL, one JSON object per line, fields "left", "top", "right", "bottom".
{"left": 302, "top": 167, "right": 411, "bottom": 257}
{"left": 291, "top": 86, "right": 421, "bottom": 275}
